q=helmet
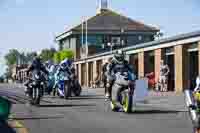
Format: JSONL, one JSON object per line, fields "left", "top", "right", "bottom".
{"left": 46, "top": 60, "right": 53, "bottom": 67}
{"left": 113, "top": 50, "right": 125, "bottom": 64}
{"left": 60, "top": 59, "right": 68, "bottom": 70}
{"left": 32, "top": 53, "right": 37, "bottom": 57}
{"left": 60, "top": 62, "right": 67, "bottom": 70}
{"left": 67, "top": 59, "right": 73, "bottom": 67}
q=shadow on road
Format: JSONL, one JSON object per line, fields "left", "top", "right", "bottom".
{"left": 38, "top": 103, "right": 96, "bottom": 108}
{"left": 0, "top": 120, "right": 16, "bottom": 133}
{"left": 131, "top": 110, "right": 184, "bottom": 114}
{"left": 9, "top": 116, "right": 63, "bottom": 121}
{"left": 70, "top": 97, "right": 105, "bottom": 100}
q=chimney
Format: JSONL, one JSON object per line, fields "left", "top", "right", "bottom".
{"left": 97, "top": 0, "right": 108, "bottom": 14}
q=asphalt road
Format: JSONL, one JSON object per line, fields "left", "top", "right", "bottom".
{"left": 0, "top": 84, "right": 194, "bottom": 133}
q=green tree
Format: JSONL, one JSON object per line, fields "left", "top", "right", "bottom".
{"left": 60, "top": 49, "right": 74, "bottom": 60}
{"left": 53, "top": 52, "right": 61, "bottom": 64}
{"left": 4, "top": 49, "right": 20, "bottom": 66}
{"left": 40, "top": 48, "right": 56, "bottom": 62}
{"left": 53, "top": 49, "right": 74, "bottom": 64}
{"left": 25, "top": 52, "right": 37, "bottom": 64}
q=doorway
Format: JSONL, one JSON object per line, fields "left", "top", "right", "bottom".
{"left": 88, "top": 62, "right": 93, "bottom": 87}
{"left": 81, "top": 63, "right": 87, "bottom": 86}
{"left": 165, "top": 54, "right": 175, "bottom": 91}
{"left": 188, "top": 51, "right": 198, "bottom": 90}
{"left": 144, "top": 51, "right": 154, "bottom": 75}
{"left": 129, "top": 54, "right": 138, "bottom": 78}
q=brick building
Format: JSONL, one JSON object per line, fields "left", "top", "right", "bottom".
{"left": 55, "top": 0, "right": 159, "bottom": 60}
{"left": 56, "top": 0, "right": 200, "bottom": 93}
{"left": 74, "top": 31, "right": 200, "bottom": 93}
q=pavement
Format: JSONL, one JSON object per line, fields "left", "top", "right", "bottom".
{"left": 0, "top": 83, "right": 194, "bottom": 133}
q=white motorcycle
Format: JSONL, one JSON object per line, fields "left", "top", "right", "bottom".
{"left": 185, "top": 77, "right": 200, "bottom": 133}
{"left": 109, "top": 70, "right": 135, "bottom": 113}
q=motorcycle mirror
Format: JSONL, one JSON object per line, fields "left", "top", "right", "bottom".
{"left": 0, "top": 96, "right": 12, "bottom": 120}
{"left": 196, "top": 77, "right": 200, "bottom": 86}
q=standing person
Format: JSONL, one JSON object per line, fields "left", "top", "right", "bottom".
{"left": 159, "top": 60, "right": 170, "bottom": 92}
{"left": 102, "top": 57, "right": 112, "bottom": 98}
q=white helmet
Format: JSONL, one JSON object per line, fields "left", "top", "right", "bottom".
{"left": 113, "top": 50, "right": 125, "bottom": 64}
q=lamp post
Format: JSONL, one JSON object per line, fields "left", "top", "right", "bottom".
{"left": 120, "top": 28, "right": 124, "bottom": 47}
{"left": 82, "top": 17, "right": 88, "bottom": 87}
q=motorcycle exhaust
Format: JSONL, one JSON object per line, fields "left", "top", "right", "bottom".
{"left": 185, "top": 89, "right": 195, "bottom": 107}
{"left": 184, "top": 90, "right": 198, "bottom": 124}
{"left": 189, "top": 108, "right": 198, "bottom": 124}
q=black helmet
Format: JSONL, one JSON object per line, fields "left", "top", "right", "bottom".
{"left": 113, "top": 50, "right": 125, "bottom": 64}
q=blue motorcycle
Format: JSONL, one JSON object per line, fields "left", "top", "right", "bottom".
{"left": 47, "top": 72, "right": 55, "bottom": 94}
{"left": 55, "top": 71, "right": 72, "bottom": 99}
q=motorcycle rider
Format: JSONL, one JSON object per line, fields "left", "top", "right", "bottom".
{"left": 45, "top": 60, "right": 56, "bottom": 94}
{"left": 54, "top": 58, "right": 74, "bottom": 87}
{"left": 106, "top": 50, "right": 136, "bottom": 107}
{"left": 24, "top": 53, "right": 49, "bottom": 96}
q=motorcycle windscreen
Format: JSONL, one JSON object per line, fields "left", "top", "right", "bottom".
{"left": 0, "top": 96, "right": 11, "bottom": 120}
{"left": 133, "top": 78, "right": 148, "bottom": 103}
{"left": 59, "top": 72, "right": 69, "bottom": 81}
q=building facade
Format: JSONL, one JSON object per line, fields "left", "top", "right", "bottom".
{"left": 73, "top": 31, "right": 200, "bottom": 93}
{"left": 55, "top": 4, "right": 159, "bottom": 60}
{"left": 56, "top": 0, "right": 200, "bottom": 93}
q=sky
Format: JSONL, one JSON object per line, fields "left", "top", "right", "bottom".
{"left": 0, "top": 0, "right": 200, "bottom": 75}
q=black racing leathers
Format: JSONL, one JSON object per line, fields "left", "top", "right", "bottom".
{"left": 107, "top": 59, "right": 135, "bottom": 105}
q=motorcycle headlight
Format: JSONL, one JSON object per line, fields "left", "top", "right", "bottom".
{"left": 35, "top": 74, "right": 39, "bottom": 79}
{"left": 40, "top": 82, "right": 44, "bottom": 85}
{"left": 32, "top": 81, "right": 36, "bottom": 85}
{"left": 106, "top": 83, "right": 111, "bottom": 88}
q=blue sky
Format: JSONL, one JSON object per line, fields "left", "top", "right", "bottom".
{"left": 0, "top": 0, "right": 200, "bottom": 75}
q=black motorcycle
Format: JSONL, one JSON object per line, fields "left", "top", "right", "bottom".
{"left": 28, "top": 70, "right": 46, "bottom": 106}
{"left": 70, "top": 73, "right": 82, "bottom": 96}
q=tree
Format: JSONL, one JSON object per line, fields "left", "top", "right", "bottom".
{"left": 53, "top": 52, "right": 61, "bottom": 64}
{"left": 40, "top": 48, "right": 56, "bottom": 62}
{"left": 4, "top": 49, "right": 20, "bottom": 66}
{"left": 60, "top": 49, "right": 74, "bottom": 61}
{"left": 53, "top": 49, "right": 74, "bottom": 64}
{"left": 25, "top": 52, "right": 37, "bottom": 64}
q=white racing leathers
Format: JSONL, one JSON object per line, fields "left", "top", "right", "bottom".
{"left": 107, "top": 62, "right": 135, "bottom": 106}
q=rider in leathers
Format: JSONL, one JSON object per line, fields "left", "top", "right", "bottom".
{"left": 24, "top": 54, "right": 49, "bottom": 96}
{"left": 107, "top": 50, "right": 135, "bottom": 107}
{"left": 54, "top": 59, "right": 74, "bottom": 86}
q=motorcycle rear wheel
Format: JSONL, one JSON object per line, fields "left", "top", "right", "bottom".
{"left": 64, "top": 81, "right": 71, "bottom": 99}
{"left": 30, "top": 87, "right": 41, "bottom": 106}
{"left": 194, "top": 128, "right": 200, "bottom": 133}
{"left": 110, "top": 101, "right": 119, "bottom": 112}
{"left": 73, "top": 81, "right": 82, "bottom": 96}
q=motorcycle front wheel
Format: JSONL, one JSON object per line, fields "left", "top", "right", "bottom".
{"left": 64, "top": 81, "right": 71, "bottom": 99}
{"left": 30, "top": 87, "right": 41, "bottom": 106}
{"left": 121, "top": 91, "right": 133, "bottom": 113}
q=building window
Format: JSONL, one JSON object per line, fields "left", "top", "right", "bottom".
{"left": 138, "top": 35, "right": 142, "bottom": 41}
{"left": 111, "top": 36, "right": 121, "bottom": 46}
{"left": 79, "top": 35, "right": 103, "bottom": 47}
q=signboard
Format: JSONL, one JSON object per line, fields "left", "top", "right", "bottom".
{"left": 133, "top": 78, "right": 149, "bottom": 102}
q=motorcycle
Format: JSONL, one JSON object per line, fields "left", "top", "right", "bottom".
{"left": 109, "top": 70, "right": 135, "bottom": 113}
{"left": 55, "top": 71, "right": 71, "bottom": 99}
{"left": 185, "top": 76, "right": 200, "bottom": 133}
{"left": 47, "top": 71, "right": 56, "bottom": 95}
{"left": 70, "top": 73, "right": 82, "bottom": 96}
{"left": 28, "top": 71, "right": 46, "bottom": 106}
